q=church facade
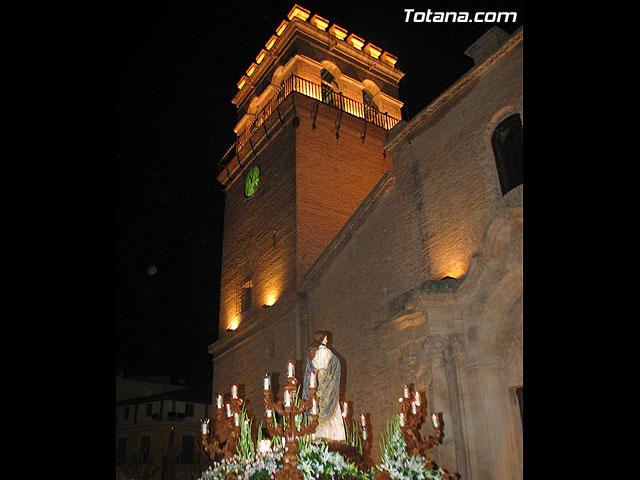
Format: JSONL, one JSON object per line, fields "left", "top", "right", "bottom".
{"left": 209, "top": 5, "right": 522, "bottom": 479}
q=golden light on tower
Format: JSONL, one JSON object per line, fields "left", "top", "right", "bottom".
{"left": 442, "top": 259, "right": 469, "bottom": 280}
{"left": 328, "top": 24, "right": 348, "bottom": 40}
{"left": 255, "top": 49, "right": 267, "bottom": 64}
{"left": 226, "top": 318, "right": 240, "bottom": 332}
{"left": 264, "top": 292, "right": 278, "bottom": 308}
{"left": 275, "top": 20, "right": 289, "bottom": 36}
{"left": 381, "top": 52, "right": 398, "bottom": 67}
{"left": 364, "top": 43, "right": 383, "bottom": 60}
{"left": 309, "top": 14, "right": 329, "bottom": 31}
{"left": 265, "top": 35, "right": 277, "bottom": 50}
{"left": 287, "top": 4, "right": 311, "bottom": 22}
{"left": 346, "top": 33, "right": 365, "bottom": 50}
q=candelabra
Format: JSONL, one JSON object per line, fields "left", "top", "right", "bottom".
{"left": 327, "top": 409, "right": 371, "bottom": 473}
{"left": 262, "top": 362, "right": 319, "bottom": 480}
{"left": 201, "top": 385, "right": 245, "bottom": 461}
{"left": 397, "top": 384, "right": 458, "bottom": 480}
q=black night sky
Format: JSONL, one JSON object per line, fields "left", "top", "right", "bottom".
{"left": 115, "top": 1, "right": 523, "bottom": 387}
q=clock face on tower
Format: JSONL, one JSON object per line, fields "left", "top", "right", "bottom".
{"left": 244, "top": 165, "right": 260, "bottom": 198}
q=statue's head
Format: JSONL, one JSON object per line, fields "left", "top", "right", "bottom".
{"left": 313, "top": 330, "right": 331, "bottom": 346}
{"left": 308, "top": 330, "right": 331, "bottom": 359}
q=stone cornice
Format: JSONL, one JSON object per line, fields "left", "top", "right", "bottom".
{"left": 233, "top": 18, "right": 405, "bottom": 109}
{"left": 385, "top": 27, "right": 523, "bottom": 153}
{"left": 207, "top": 290, "right": 301, "bottom": 361}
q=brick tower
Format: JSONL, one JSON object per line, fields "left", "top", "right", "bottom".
{"left": 209, "top": 4, "right": 404, "bottom": 421}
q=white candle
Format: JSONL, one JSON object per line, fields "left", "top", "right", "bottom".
{"left": 226, "top": 403, "right": 232, "bottom": 417}
{"left": 216, "top": 394, "right": 223, "bottom": 409}
{"left": 231, "top": 384, "right": 238, "bottom": 399}
{"left": 201, "top": 419, "right": 209, "bottom": 435}
{"left": 403, "top": 384, "right": 410, "bottom": 398}
{"left": 266, "top": 408, "right": 272, "bottom": 418}
{"left": 342, "top": 402, "right": 348, "bottom": 418}
{"left": 414, "top": 391, "right": 421, "bottom": 406}
{"left": 399, "top": 412, "right": 406, "bottom": 427}
{"left": 311, "top": 398, "right": 318, "bottom": 415}
{"left": 284, "top": 389, "right": 291, "bottom": 407}
{"left": 362, "top": 427, "right": 367, "bottom": 440}
{"left": 258, "top": 439, "right": 271, "bottom": 454}
{"left": 431, "top": 413, "right": 439, "bottom": 429}
{"left": 234, "top": 412, "right": 240, "bottom": 426}
{"left": 287, "top": 361, "right": 295, "bottom": 378}
{"left": 309, "top": 371, "right": 316, "bottom": 388}
{"left": 411, "top": 401, "right": 417, "bottom": 415}
{"left": 263, "top": 373, "right": 271, "bottom": 390}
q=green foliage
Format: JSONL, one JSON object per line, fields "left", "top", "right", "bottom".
{"left": 344, "top": 419, "right": 363, "bottom": 455}
{"left": 199, "top": 399, "right": 447, "bottom": 480}
{"left": 236, "top": 407, "right": 255, "bottom": 459}
{"left": 378, "top": 414, "right": 442, "bottom": 480}
{"left": 297, "top": 441, "right": 372, "bottom": 480}
{"left": 199, "top": 448, "right": 284, "bottom": 480}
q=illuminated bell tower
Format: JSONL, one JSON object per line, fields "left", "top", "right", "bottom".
{"left": 209, "top": 4, "right": 404, "bottom": 417}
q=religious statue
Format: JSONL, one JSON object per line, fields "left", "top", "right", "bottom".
{"left": 302, "top": 331, "right": 345, "bottom": 442}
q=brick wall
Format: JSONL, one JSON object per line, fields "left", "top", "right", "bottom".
{"left": 295, "top": 93, "right": 393, "bottom": 281}
{"left": 303, "top": 181, "right": 425, "bottom": 460}
{"left": 217, "top": 120, "right": 298, "bottom": 338}
{"left": 212, "top": 31, "right": 522, "bottom": 469}
{"left": 212, "top": 306, "right": 302, "bottom": 424}
{"left": 302, "top": 35, "right": 523, "bottom": 462}
{"left": 389, "top": 43, "right": 523, "bottom": 280}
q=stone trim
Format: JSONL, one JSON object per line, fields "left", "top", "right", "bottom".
{"left": 385, "top": 27, "right": 523, "bottom": 152}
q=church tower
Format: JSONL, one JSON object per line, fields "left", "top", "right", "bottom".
{"left": 209, "top": 4, "right": 404, "bottom": 419}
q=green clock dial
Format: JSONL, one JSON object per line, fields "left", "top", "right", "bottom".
{"left": 244, "top": 165, "right": 260, "bottom": 198}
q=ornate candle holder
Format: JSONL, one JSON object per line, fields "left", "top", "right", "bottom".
{"left": 263, "top": 369, "right": 319, "bottom": 480}
{"left": 359, "top": 413, "right": 371, "bottom": 455}
{"left": 201, "top": 387, "right": 245, "bottom": 461}
{"left": 397, "top": 384, "right": 444, "bottom": 463}
{"left": 397, "top": 385, "right": 458, "bottom": 479}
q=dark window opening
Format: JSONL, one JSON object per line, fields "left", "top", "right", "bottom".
{"left": 140, "top": 435, "right": 150, "bottom": 464}
{"left": 321, "top": 68, "right": 337, "bottom": 106}
{"left": 362, "top": 89, "right": 379, "bottom": 122}
{"left": 181, "top": 436, "right": 195, "bottom": 464}
{"left": 492, "top": 114, "right": 523, "bottom": 195}
{"left": 240, "top": 276, "right": 253, "bottom": 312}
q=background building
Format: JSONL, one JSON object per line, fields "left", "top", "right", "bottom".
{"left": 116, "top": 378, "right": 213, "bottom": 480}
{"left": 209, "top": 5, "right": 522, "bottom": 479}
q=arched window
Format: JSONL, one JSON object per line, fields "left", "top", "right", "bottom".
{"left": 320, "top": 68, "right": 336, "bottom": 106}
{"left": 362, "top": 88, "right": 379, "bottom": 122}
{"left": 362, "top": 79, "right": 381, "bottom": 122}
{"left": 491, "top": 114, "right": 523, "bottom": 195}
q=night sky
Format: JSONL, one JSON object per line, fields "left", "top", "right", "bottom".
{"left": 115, "top": 0, "right": 523, "bottom": 387}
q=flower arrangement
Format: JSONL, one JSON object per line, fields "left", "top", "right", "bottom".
{"left": 200, "top": 388, "right": 452, "bottom": 480}
{"left": 198, "top": 446, "right": 284, "bottom": 480}
{"left": 199, "top": 413, "right": 447, "bottom": 480}
{"left": 377, "top": 414, "right": 442, "bottom": 480}
{"left": 296, "top": 440, "right": 373, "bottom": 480}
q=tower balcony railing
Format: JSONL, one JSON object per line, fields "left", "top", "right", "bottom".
{"left": 218, "top": 74, "right": 401, "bottom": 174}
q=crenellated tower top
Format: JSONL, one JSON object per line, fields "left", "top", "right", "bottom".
{"left": 228, "top": 4, "right": 405, "bottom": 152}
